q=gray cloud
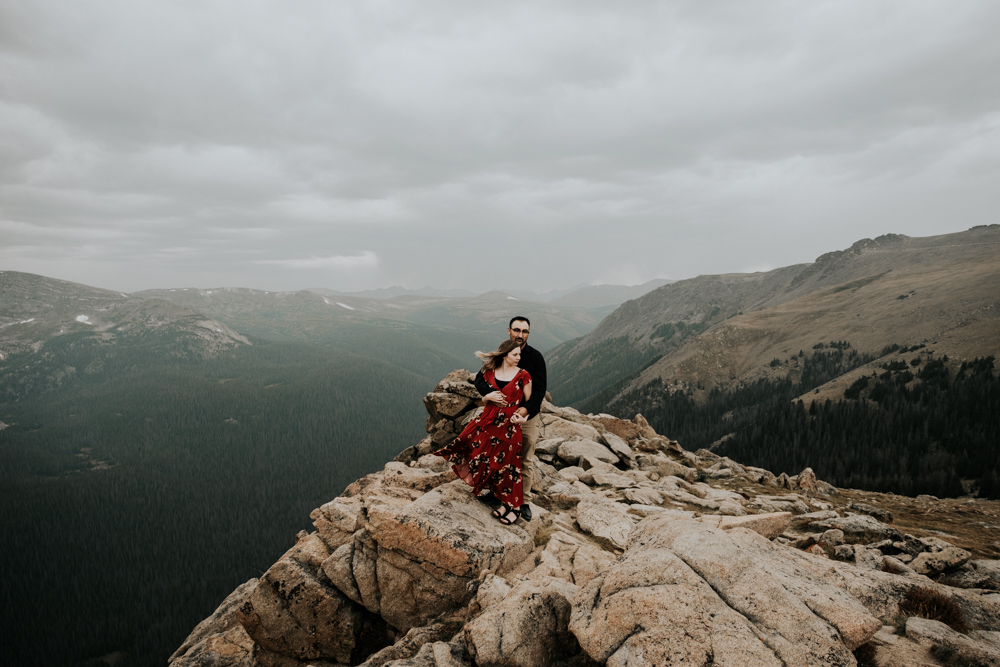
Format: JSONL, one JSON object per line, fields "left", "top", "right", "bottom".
{"left": 2, "top": 1, "right": 999, "bottom": 293}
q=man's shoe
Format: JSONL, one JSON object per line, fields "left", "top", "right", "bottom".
{"left": 519, "top": 504, "right": 532, "bottom": 521}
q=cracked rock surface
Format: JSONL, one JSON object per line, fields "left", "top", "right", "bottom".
{"left": 171, "top": 370, "right": 1000, "bottom": 667}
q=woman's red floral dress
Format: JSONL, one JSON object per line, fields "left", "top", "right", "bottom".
{"left": 434, "top": 368, "right": 530, "bottom": 509}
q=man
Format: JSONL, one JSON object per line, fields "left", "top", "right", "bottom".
{"left": 474, "top": 316, "right": 546, "bottom": 521}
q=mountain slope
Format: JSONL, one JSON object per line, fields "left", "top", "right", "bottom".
{"left": 617, "top": 225, "right": 1000, "bottom": 405}
{"left": 139, "top": 286, "right": 606, "bottom": 356}
{"left": 0, "top": 271, "right": 433, "bottom": 666}
{"left": 548, "top": 225, "right": 1000, "bottom": 407}
{"left": 0, "top": 271, "right": 249, "bottom": 364}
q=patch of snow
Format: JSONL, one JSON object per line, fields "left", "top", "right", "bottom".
{"left": 336, "top": 302, "right": 355, "bottom": 310}
{"left": 76, "top": 315, "right": 94, "bottom": 324}
{"left": 507, "top": 296, "right": 519, "bottom": 300}
{"left": 216, "top": 329, "right": 221, "bottom": 332}
{"left": 323, "top": 298, "right": 331, "bottom": 304}
{"left": 206, "top": 290, "right": 213, "bottom": 295}
{"left": 19, "top": 318, "right": 35, "bottom": 324}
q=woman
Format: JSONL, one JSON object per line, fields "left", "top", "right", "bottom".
{"left": 434, "top": 339, "right": 532, "bottom": 525}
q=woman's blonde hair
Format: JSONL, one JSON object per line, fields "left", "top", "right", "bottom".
{"left": 475, "top": 339, "right": 519, "bottom": 371}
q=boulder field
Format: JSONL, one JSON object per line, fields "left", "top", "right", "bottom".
{"left": 171, "top": 370, "right": 1000, "bottom": 667}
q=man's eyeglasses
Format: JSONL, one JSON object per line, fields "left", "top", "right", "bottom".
{"left": 511, "top": 327, "right": 529, "bottom": 334}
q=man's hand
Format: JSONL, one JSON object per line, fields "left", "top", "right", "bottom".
{"left": 483, "top": 391, "right": 507, "bottom": 406}
{"left": 510, "top": 409, "right": 528, "bottom": 425}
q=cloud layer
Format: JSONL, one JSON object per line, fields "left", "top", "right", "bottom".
{"left": 2, "top": 1, "right": 998, "bottom": 292}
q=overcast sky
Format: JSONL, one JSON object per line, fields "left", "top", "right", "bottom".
{"left": 2, "top": 1, "right": 998, "bottom": 294}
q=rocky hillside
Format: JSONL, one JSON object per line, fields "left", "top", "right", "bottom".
{"left": 171, "top": 372, "right": 1000, "bottom": 667}
{"left": 0, "top": 270, "right": 249, "bottom": 359}
{"left": 0, "top": 271, "right": 250, "bottom": 400}
{"left": 548, "top": 225, "right": 1000, "bottom": 407}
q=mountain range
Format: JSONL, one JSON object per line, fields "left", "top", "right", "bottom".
{"left": 548, "top": 225, "right": 1000, "bottom": 408}
{"left": 1, "top": 227, "right": 997, "bottom": 667}
{"left": 307, "top": 278, "right": 670, "bottom": 307}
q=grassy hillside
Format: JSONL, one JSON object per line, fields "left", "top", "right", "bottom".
{"left": 559, "top": 227, "right": 1000, "bottom": 502}
{"left": 549, "top": 226, "right": 1000, "bottom": 407}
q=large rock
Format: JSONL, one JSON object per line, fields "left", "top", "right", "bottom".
{"left": 311, "top": 496, "right": 364, "bottom": 550}
{"left": 357, "top": 480, "right": 537, "bottom": 631}
{"left": 847, "top": 501, "right": 893, "bottom": 523}
{"left": 381, "top": 461, "right": 457, "bottom": 492}
{"left": 575, "top": 499, "right": 635, "bottom": 550}
{"left": 570, "top": 516, "right": 881, "bottom": 667}
{"left": 235, "top": 535, "right": 391, "bottom": 664}
{"left": 599, "top": 431, "right": 635, "bottom": 465}
{"left": 531, "top": 530, "right": 616, "bottom": 588}
{"left": 696, "top": 511, "right": 792, "bottom": 539}
{"left": 788, "top": 550, "right": 1000, "bottom": 632}
{"left": 423, "top": 392, "right": 473, "bottom": 424}
{"left": 433, "top": 370, "right": 479, "bottom": 398}
{"left": 382, "top": 641, "right": 472, "bottom": 667}
{"left": 541, "top": 415, "right": 602, "bottom": 442}
{"left": 465, "top": 576, "right": 580, "bottom": 667}
{"left": 809, "top": 514, "right": 902, "bottom": 544}
{"left": 794, "top": 467, "right": 819, "bottom": 496}
{"left": 974, "top": 560, "right": 1000, "bottom": 588}
{"left": 636, "top": 453, "right": 697, "bottom": 482}
{"left": 623, "top": 487, "right": 664, "bottom": 506}
{"left": 570, "top": 535, "right": 782, "bottom": 665}
{"left": 556, "top": 439, "right": 619, "bottom": 466}
{"left": 357, "top": 622, "right": 462, "bottom": 667}
{"left": 906, "top": 617, "right": 1000, "bottom": 666}
{"left": 170, "top": 580, "right": 257, "bottom": 667}
{"left": 592, "top": 415, "right": 646, "bottom": 441}
{"left": 910, "top": 546, "right": 971, "bottom": 576}
{"left": 583, "top": 470, "right": 635, "bottom": 489}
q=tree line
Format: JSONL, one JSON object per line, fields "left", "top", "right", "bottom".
{"left": 600, "top": 345, "right": 999, "bottom": 499}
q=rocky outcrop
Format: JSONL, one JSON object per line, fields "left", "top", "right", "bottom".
{"left": 172, "top": 370, "right": 1000, "bottom": 667}
{"left": 570, "top": 516, "right": 881, "bottom": 666}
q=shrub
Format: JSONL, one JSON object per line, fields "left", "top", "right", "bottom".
{"left": 853, "top": 642, "right": 882, "bottom": 667}
{"left": 930, "top": 644, "right": 988, "bottom": 667}
{"left": 844, "top": 376, "right": 870, "bottom": 400}
{"left": 899, "top": 587, "right": 968, "bottom": 634}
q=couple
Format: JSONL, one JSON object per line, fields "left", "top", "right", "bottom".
{"left": 434, "top": 316, "right": 546, "bottom": 525}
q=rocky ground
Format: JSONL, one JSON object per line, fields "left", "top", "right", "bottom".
{"left": 170, "top": 370, "right": 1000, "bottom": 667}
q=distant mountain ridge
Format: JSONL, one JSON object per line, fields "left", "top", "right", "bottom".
{"left": 548, "top": 225, "right": 1000, "bottom": 408}
{"left": 307, "top": 279, "right": 671, "bottom": 308}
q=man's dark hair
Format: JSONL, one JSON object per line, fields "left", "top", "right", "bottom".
{"left": 509, "top": 316, "right": 530, "bottom": 328}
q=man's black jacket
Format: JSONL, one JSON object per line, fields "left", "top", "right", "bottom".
{"left": 474, "top": 344, "right": 547, "bottom": 419}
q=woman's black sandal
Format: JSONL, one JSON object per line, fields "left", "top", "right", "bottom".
{"left": 497, "top": 505, "right": 521, "bottom": 525}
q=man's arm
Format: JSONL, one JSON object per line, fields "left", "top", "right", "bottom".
{"left": 519, "top": 349, "right": 547, "bottom": 419}
{"left": 474, "top": 370, "right": 491, "bottom": 396}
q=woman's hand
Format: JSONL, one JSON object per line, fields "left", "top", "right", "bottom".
{"left": 483, "top": 391, "right": 507, "bottom": 406}
{"left": 510, "top": 410, "right": 527, "bottom": 425}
